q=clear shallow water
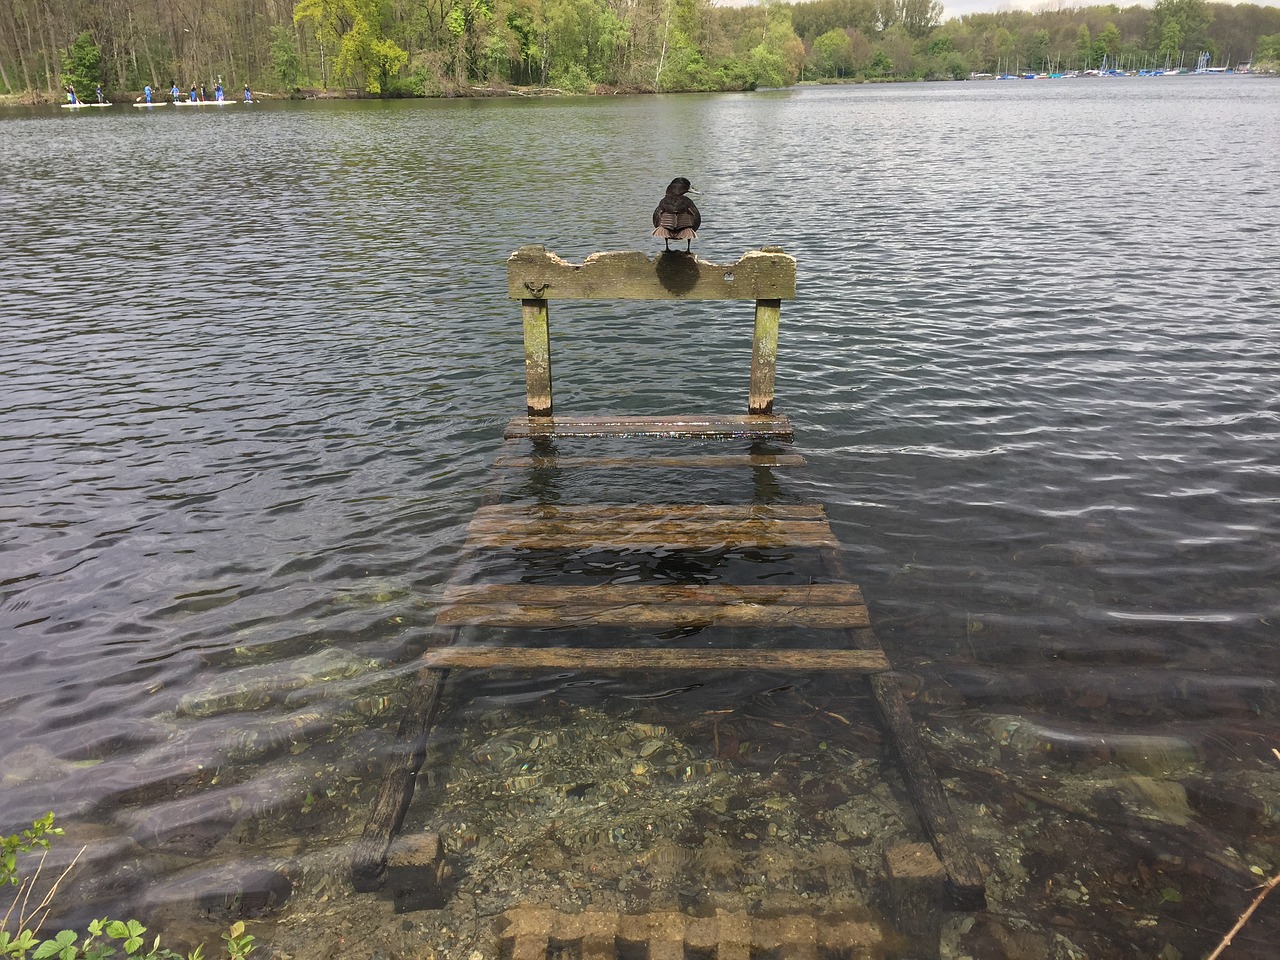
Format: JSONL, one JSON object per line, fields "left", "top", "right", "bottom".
{"left": 2, "top": 79, "right": 1280, "bottom": 958}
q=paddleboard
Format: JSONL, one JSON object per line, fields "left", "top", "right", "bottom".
{"left": 173, "top": 99, "right": 237, "bottom": 106}
{"left": 132, "top": 102, "right": 170, "bottom": 108}
{"left": 61, "top": 102, "right": 112, "bottom": 108}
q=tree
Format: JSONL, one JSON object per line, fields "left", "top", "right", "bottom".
{"left": 270, "top": 24, "right": 303, "bottom": 88}
{"left": 295, "top": 0, "right": 410, "bottom": 93}
{"left": 1150, "top": 0, "right": 1212, "bottom": 59}
{"left": 1026, "top": 27, "right": 1049, "bottom": 70}
{"left": 867, "top": 46, "right": 891, "bottom": 77}
{"left": 1074, "top": 24, "right": 1091, "bottom": 69}
{"left": 813, "top": 27, "right": 853, "bottom": 77}
{"left": 60, "top": 30, "right": 102, "bottom": 93}
{"left": 1157, "top": 19, "right": 1183, "bottom": 64}
{"left": 1095, "top": 21, "right": 1121, "bottom": 66}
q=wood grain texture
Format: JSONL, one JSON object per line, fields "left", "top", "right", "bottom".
{"left": 437, "top": 582, "right": 869, "bottom": 628}
{"left": 421, "top": 646, "right": 889, "bottom": 672}
{"left": 507, "top": 246, "right": 796, "bottom": 301}
{"left": 504, "top": 414, "right": 793, "bottom": 440}
{"left": 749, "top": 299, "right": 781, "bottom": 415}
{"left": 521, "top": 298, "right": 552, "bottom": 416}
{"left": 490, "top": 453, "right": 807, "bottom": 469}
{"left": 463, "top": 502, "right": 837, "bottom": 550}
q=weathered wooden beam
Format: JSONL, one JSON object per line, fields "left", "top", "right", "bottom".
{"left": 442, "top": 583, "right": 865, "bottom": 606}
{"left": 421, "top": 646, "right": 890, "bottom": 673}
{"left": 507, "top": 246, "right": 796, "bottom": 301}
{"left": 436, "top": 602, "right": 868, "bottom": 628}
{"left": 819, "top": 552, "right": 988, "bottom": 910}
{"left": 472, "top": 503, "right": 827, "bottom": 522}
{"left": 350, "top": 654, "right": 454, "bottom": 891}
{"left": 504, "top": 414, "right": 793, "bottom": 441}
{"left": 749, "top": 299, "right": 781, "bottom": 415}
{"left": 463, "top": 502, "right": 838, "bottom": 551}
{"left": 490, "top": 453, "right": 807, "bottom": 469}
{"left": 464, "top": 519, "right": 838, "bottom": 552}
{"left": 521, "top": 298, "right": 552, "bottom": 417}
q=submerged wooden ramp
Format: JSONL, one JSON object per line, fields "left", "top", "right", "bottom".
{"left": 352, "top": 246, "right": 986, "bottom": 917}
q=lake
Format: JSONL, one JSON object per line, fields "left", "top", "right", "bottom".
{"left": 2, "top": 77, "right": 1279, "bottom": 959}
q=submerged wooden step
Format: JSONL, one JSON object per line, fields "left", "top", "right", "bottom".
{"left": 463, "top": 503, "right": 837, "bottom": 551}
{"left": 437, "top": 583, "right": 870, "bottom": 629}
{"left": 491, "top": 453, "right": 806, "bottom": 469}
{"left": 421, "top": 645, "right": 890, "bottom": 673}
{"left": 505, "top": 414, "right": 793, "bottom": 441}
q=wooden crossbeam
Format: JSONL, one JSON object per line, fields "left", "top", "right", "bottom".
{"left": 491, "top": 453, "right": 806, "bottom": 469}
{"left": 437, "top": 583, "right": 869, "bottom": 629}
{"left": 504, "top": 414, "right": 793, "bottom": 441}
{"left": 507, "top": 246, "right": 797, "bottom": 301}
{"left": 464, "top": 503, "right": 836, "bottom": 551}
{"left": 421, "top": 646, "right": 889, "bottom": 673}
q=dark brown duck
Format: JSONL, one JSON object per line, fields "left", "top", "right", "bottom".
{"left": 652, "top": 177, "right": 701, "bottom": 251}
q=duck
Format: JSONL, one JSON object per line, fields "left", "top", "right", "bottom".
{"left": 652, "top": 177, "right": 701, "bottom": 252}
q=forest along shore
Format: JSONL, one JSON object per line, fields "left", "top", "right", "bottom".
{"left": 3, "top": 0, "right": 1277, "bottom": 104}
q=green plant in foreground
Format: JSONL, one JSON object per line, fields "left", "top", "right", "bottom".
{"left": 2, "top": 815, "right": 253, "bottom": 960}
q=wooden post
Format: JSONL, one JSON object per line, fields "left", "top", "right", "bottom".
{"left": 749, "top": 298, "right": 781, "bottom": 415}
{"left": 521, "top": 298, "right": 552, "bottom": 417}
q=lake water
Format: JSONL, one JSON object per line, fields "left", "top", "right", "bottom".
{"left": 2, "top": 78, "right": 1279, "bottom": 959}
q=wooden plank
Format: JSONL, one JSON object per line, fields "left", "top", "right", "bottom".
{"left": 521, "top": 298, "right": 552, "bottom": 417}
{"left": 507, "top": 245, "right": 796, "bottom": 301}
{"left": 442, "top": 583, "right": 865, "bottom": 606}
{"left": 748, "top": 299, "right": 781, "bottom": 415}
{"left": 820, "top": 552, "right": 988, "bottom": 910}
{"left": 438, "top": 582, "right": 869, "bottom": 628}
{"left": 421, "top": 646, "right": 890, "bottom": 673}
{"left": 472, "top": 503, "right": 826, "bottom": 523}
{"left": 351, "top": 648, "right": 455, "bottom": 891}
{"left": 437, "top": 601, "right": 870, "bottom": 629}
{"left": 465, "top": 522, "right": 837, "bottom": 551}
{"left": 490, "top": 453, "right": 807, "bottom": 469}
{"left": 504, "top": 414, "right": 793, "bottom": 441}
{"left": 463, "top": 504, "right": 837, "bottom": 551}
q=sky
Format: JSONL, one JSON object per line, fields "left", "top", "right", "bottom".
{"left": 715, "top": 0, "right": 1280, "bottom": 22}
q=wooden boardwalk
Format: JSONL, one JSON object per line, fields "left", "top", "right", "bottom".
{"left": 351, "top": 246, "right": 986, "bottom": 921}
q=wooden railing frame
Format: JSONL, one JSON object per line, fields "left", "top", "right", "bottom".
{"left": 507, "top": 245, "right": 797, "bottom": 417}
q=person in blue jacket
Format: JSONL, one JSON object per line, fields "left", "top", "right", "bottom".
{"left": 215, "top": 82, "right": 224, "bottom": 101}
{"left": 243, "top": 84, "right": 252, "bottom": 102}
{"left": 143, "top": 83, "right": 152, "bottom": 103}
{"left": 65, "top": 83, "right": 77, "bottom": 104}
{"left": 170, "top": 81, "right": 180, "bottom": 102}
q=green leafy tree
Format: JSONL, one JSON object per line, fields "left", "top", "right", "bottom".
{"left": 1026, "top": 28, "right": 1049, "bottom": 71}
{"left": 270, "top": 25, "right": 303, "bottom": 88}
{"left": 1150, "top": 0, "right": 1212, "bottom": 59}
{"left": 1157, "top": 19, "right": 1183, "bottom": 64}
{"left": 813, "top": 28, "right": 854, "bottom": 77}
{"left": 1095, "top": 21, "right": 1121, "bottom": 67}
{"left": 1074, "top": 24, "right": 1092, "bottom": 69}
{"left": 294, "top": 0, "right": 409, "bottom": 93}
{"left": 868, "top": 46, "right": 891, "bottom": 77}
{"left": 60, "top": 31, "right": 102, "bottom": 94}
{"left": 1253, "top": 33, "right": 1280, "bottom": 72}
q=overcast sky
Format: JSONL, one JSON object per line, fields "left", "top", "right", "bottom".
{"left": 714, "top": 0, "right": 1280, "bottom": 21}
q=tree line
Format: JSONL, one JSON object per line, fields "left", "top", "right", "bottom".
{"left": 4, "top": 0, "right": 1279, "bottom": 101}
